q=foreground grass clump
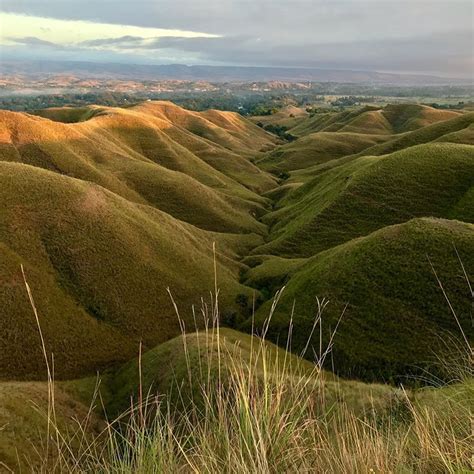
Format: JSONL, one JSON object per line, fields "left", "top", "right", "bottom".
{"left": 67, "top": 340, "right": 472, "bottom": 472}
{"left": 12, "top": 292, "right": 470, "bottom": 474}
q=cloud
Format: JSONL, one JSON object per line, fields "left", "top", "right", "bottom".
{"left": 79, "top": 35, "right": 145, "bottom": 47}
{"left": 0, "top": 12, "right": 218, "bottom": 48}
{"left": 128, "top": 30, "right": 473, "bottom": 76}
{"left": 1, "top": 1, "right": 472, "bottom": 77}
{"left": 2, "top": 0, "right": 471, "bottom": 40}
{"left": 7, "top": 36, "right": 60, "bottom": 48}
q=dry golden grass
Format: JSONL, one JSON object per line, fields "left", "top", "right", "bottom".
{"left": 4, "top": 282, "right": 470, "bottom": 473}
{"left": 0, "top": 102, "right": 277, "bottom": 229}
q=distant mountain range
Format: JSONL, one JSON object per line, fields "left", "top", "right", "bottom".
{"left": 2, "top": 60, "right": 469, "bottom": 85}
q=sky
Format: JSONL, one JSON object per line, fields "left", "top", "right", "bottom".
{"left": 1, "top": 0, "right": 473, "bottom": 78}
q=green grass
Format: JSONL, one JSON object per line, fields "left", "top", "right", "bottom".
{"left": 0, "top": 102, "right": 473, "bottom": 472}
{"left": 285, "top": 111, "right": 474, "bottom": 185}
{"left": 257, "top": 142, "right": 474, "bottom": 257}
{"left": 247, "top": 218, "right": 473, "bottom": 382}
{"left": 1, "top": 102, "right": 472, "bottom": 382}
{"left": 0, "top": 101, "right": 281, "bottom": 380}
{"left": 289, "top": 106, "right": 381, "bottom": 136}
{"left": 290, "top": 104, "right": 462, "bottom": 137}
{"left": 355, "top": 111, "right": 474, "bottom": 158}
{"left": 258, "top": 131, "right": 389, "bottom": 173}
{"left": 242, "top": 255, "right": 306, "bottom": 299}
{"left": 105, "top": 327, "right": 322, "bottom": 414}
{"left": 0, "top": 103, "right": 277, "bottom": 232}
{"left": 249, "top": 105, "right": 309, "bottom": 129}
{"left": 0, "top": 162, "right": 263, "bottom": 380}
{"left": 1, "top": 103, "right": 472, "bottom": 382}
{"left": 0, "top": 380, "right": 104, "bottom": 471}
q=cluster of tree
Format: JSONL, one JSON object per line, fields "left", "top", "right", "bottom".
{"left": 1, "top": 85, "right": 471, "bottom": 114}
{"left": 306, "top": 83, "right": 473, "bottom": 98}
{"left": 305, "top": 106, "right": 331, "bottom": 116}
{"left": 0, "top": 92, "right": 140, "bottom": 111}
{"left": 250, "top": 105, "right": 279, "bottom": 116}
{"left": 256, "top": 122, "right": 296, "bottom": 142}
{"left": 423, "top": 101, "right": 470, "bottom": 110}
{"left": 0, "top": 90, "right": 286, "bottom": 116}
{"left": 330, "top": 96, "right": 376, "bottom": 107}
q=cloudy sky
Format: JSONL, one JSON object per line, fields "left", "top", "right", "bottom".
{"left": 1, "top": 0, "right": 472, "bottom": 77}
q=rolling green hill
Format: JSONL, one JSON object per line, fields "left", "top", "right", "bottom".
{"left": 283, "top": 111, "right": 474, "bottom": 185}
{"left": 246, "top": 218, "right": 473, "bottom": 381}
{"left": 106, "top": 327, "right": 404, "bottom": 417}
{"left": 0, "top": 101, "right": 472, "bottom": 472}
{"left": 354, "top": 111, "right": 474, "bottom": 158}
{"left": 0, "top": 380, "right": 104, "bottom": 471}
{"left": 257, "top": 143, "right": 474, "bottom": 257}
{"left": 256, "top": 107, "right": 472, "bottom": 179}
{"left": 259, "top": 131, "right": 389, "bottom": 172}
{"left": 250, "top": 105, "right": 309, "bottom": 129}
{"left": 0, "top": 101, "right": 472, "bottom": 386}
{"left": 0, "top": 103, "right": 277, "bottom": 232}
{"left": 290, "top": 104, "right": 462, "bottom": 137}
{"left": 0, "top": 162, "right": 261, "bottom": 380}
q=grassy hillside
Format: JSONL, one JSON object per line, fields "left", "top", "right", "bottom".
{"left": 250, "top": 105, "right": 309, "bottom": 129}
{"left": 2, "top": 326, "right": 471, "bottom": 472}
{"left": 134, "top": 101, "right": 275, "bottom": 154}
{"left": 0, "top": 380, "right": 104, "bottom": 472}
{"left": 103, "top": 328, "right": 412, "bottom": 438}
{"left": 355, "top": 111, "right": 474, "bottom": 158}
{"left": 260, "top": 111, "right": 474, "bottom": 175}
{"left": 0, "top": 103, "right": 277, "bottom": 233}
{"left": 0, "top": 101, "right": 472, "bottom": 472}
{"left": 257, "top": 143, "right": 474, "bottom": 257}
{"left": 130, "top": 101, "right": 278, "bottom": 189}
{"left": 259, "top": 131, "right": 388, "bottom": 172}
{"left": 247, "top": 218, "right": 473, "bottom": 381}
{"left": 0, "top": 101, "right": 472, "bottom": 386}
{"left": 290, "top": 104, "right": 462, "bottom": 137}
{"left": 107, "top": 328, "right": 322, "bottom": 414}
{"left": 285, "top": 111, "right": 474, "bottom": 185}
{"left": 0, "top": 162, "right": 262, "bottom": 380}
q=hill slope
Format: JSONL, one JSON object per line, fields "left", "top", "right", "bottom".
{"left": 0, "top": 101, "right": 472, "bottom": 387}
{"left": 247, "top": 218, "right": 474, "bottom": 381}
{"left": 257, "top": 143, "right": 474, "bottom": 257}
{"left": 107, "top": 327, "right": 403, "bottom": 416}
{"left": 250, "top": 105, "right": 309, "bottom": 129}
{"left": 354, "top": 111, "right": 474, "bottom": 157}
{"left": 0, "top": 102, "right": 278, "bottom": 233}
{"left": 290, "top": 104, "right": 462, "bottom": 137}
{"left": 259, "top": 131, "right": 389, "bottom": 172}
{"left": 0, "top": 162, "right": 260, "bottom": 379}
